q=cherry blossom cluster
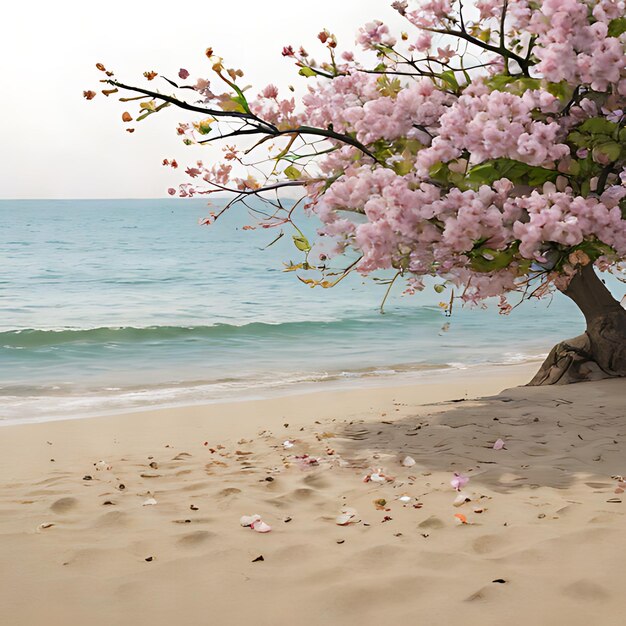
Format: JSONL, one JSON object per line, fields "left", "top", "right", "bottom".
{"left": 102, "top": 0, "right": 626, "bottom": 306}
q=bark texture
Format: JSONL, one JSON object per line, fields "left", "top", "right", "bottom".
{"left": 529, "top": 264, "right": 626, "bottom": 385}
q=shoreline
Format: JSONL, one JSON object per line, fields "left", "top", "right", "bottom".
{"left": 0, "top": 359, "right": 541, "bottom": 427}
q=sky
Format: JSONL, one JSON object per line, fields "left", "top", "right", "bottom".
{"left": 2, "top": 0, "right": 406, "bottom": 199}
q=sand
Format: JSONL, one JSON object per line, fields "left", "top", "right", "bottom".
{"left": 0, "top": 362, "right": 625, "bottom": 626}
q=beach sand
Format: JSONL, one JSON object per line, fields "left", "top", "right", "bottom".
{"left": 0, "top": 362, "right": 624, "bottom": 626}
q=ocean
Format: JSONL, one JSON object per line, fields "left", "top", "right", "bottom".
{"left": 0, "top": 198, "right": 591, "bottom": 422}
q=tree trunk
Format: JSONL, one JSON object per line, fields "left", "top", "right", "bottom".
{"left": 528, "top": 264, "right": 626, "bottom": 385}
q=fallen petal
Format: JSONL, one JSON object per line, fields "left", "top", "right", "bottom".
{"left": 398, "top": 495, "right": 411, "bottom": 504}
{"left": 454, "top": 513, "right": 468, "bottom": 524}
{"left": 240, "top": 514, "right": 261, "bottom": 527}
{"left": 493, "top": 439, "right": 505, "bottom": 450}
{"left": 451, "top": 473, "right": 469, "bottom": 491}
{"left": 402, "top": 456, "right": 416, "bottom": 467}
{"left": 251, "top": 520, "right": 272, "bottom": 533}
{"left": 143, "top": 497, "right": 157, "bottom": 506}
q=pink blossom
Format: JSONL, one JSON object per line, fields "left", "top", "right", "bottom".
{"left": 260, "top": 84, "right": 279, "bottom": 99}
{"left": 451, "top": 473, "right": 469, "bottom": 491}
{"left": 160, "top": 0, "right": 626, "bottom": 306}
{"left": 356, "top": 20, "right": 397, "bottom": 50}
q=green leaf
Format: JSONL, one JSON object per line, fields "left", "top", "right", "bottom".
{"left": 608, "top": 16, "right": 626, "bottom": 37}
{"left": 580, "top": 180, "right": 591, "bottom": 197}
{"left": 292, "top": 234, "right": 311, "bottom": 252}
{"left": 465, "top": 161, "right": 499, "bottom": 185}
{"left": 232, "top": 94, "right": 250, "bottom": 114}
{"left": 477, "top": 28, "right": 491, "bottom": 43}
{"left": 593, "top": 141, "right": 622, "bottom": 163}
{"left": 227, "top": 81, "right": 252, "bottom": 114}
{"left": 566, "top": 160, "right": 581, "bottom": 176}
{"left": 284, "top": 165, "right": 301, "bottom": 180}
{"left": 440, "top": 70, "right": 459, "bottom": 91}
{"left": 567, "top": 131, "right": 589, "bottom": 148}
{"left": 429, "top": 161, "right": 447, "bottom": 182}
{"left": 219, "top": 97, "right": 248, "bottom": 113}
{"left": 195, "top": 118, "right": 214, "bottom": 135}
{"left": 135, "top": 110, "right": 153, "bottom": 122}
{"left": 486, "top": 75, "right": 515, "bottom": 91}
{"left": 506, "top": 77, "right": 541, "bottom": 94}
{"left": 579, "top": 117, "right": 618, "bottom": 136}
{"left": 469, "top": 244, "right": 518, "bottom": 273}
{"left": 298, "top": 67, "right": 317, "bottom": 78}
{"left": 544, "top": 80, "right": 573, "bottom": 101}
{"left": 466, "top": 158, "right": 558, "bottom": 187}
{"left": 527, "top": 167, "right": 559, "bottom": 186}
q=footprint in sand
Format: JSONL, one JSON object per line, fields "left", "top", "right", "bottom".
{"left": 291, "top": 487, "right": 317, "bottom": 500}
{"left": 50, "top": 497, "right": 78, "bottom": 514}
{"left": 472, "top": 534, "right": 505, "bottom": 555}
{"left": 177, "top": 530, "right": 214, "bottom": 548}
{"left": 301, "top": 473, "right": 331, "bottom": 489}
{"left": 217, "top": 487, "right": 242, "bottom": 498}
{"left": 562, "top": 580, "right": 610, "bottom": 601}
{"left": 95, "top": 511, "right": 130, "bottom": 528}
{"left": 418, "top": 515, "right": 445, "bottom": 530}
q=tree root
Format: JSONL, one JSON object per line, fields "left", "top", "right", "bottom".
{"left": 529, "top": 309, "right": 626, "bottom": 385}
{"left": 528, "top": 333, "right": 611, "bottom": 385}
{"left": 529, "top": 266, "right": 626, "bottom": 386}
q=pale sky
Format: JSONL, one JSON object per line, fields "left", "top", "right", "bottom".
{"left": 2, "top": 0, "right": 405, "bottom": 199}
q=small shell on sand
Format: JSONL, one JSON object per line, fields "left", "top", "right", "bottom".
{"left": 240, "top": 514, "right": 261, "bottom": 527}
{"left": 251, "top": 520, "right": 272, "bottom": 533}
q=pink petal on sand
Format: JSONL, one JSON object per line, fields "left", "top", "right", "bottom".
{"left": 251, "top": 520, "right": 272, "bottom": 533}
{"left": 493, "top": 439, "right": 505, "bottom": 450}
{"left": 451, "top": 473, "right": 469, "bottom": 491}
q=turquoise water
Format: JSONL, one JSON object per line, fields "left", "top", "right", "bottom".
{"left": 0, "top": 198, "right": 590, "bottom": 421}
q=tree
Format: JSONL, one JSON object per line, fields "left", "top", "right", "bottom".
{"left": 86, "top": 0, "right": 626, "bottom": 385}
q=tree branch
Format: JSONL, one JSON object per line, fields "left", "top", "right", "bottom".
{"left": 426, "top": 26, "right": 532, "bottom": 75}
{"left": 109, "top": 79, "right": 382, "bottom": 163}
